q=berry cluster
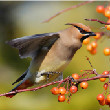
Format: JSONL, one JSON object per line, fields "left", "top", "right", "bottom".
{"left": 96, "top": 84, "right": 110, "bottom": 106}
{"left": 96, "top": 5, "right": 110, "bottom": 55}
{"left": 49, "top": 68, "right": 110, "bottom": 106}
{"left": 50, "top": 73, "right": 88, "bottom": 103}
{"left": 83, "top": 4, "right": 110, "bottom": 56}
{"left": 83, "top": 32, "right": 110, "bottom": 56}
{"left": 83, "top": 34, "right": 99, "bottom": 55}
{"left": 97, "top": 71, "right": 110, "bottom": 106}
{"left": 96, "top": 5, "right": 110, "bottom": 30}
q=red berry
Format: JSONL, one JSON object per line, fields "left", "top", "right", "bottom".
{"left": 58, "top": 87, "right": 66, "bottom": 95}
{"left": 107, "top": 94, "right": 110, "bottom": 102}
{"left": 99, "top": 78, "right": 106, "bottom": 82}
{"left": 69, "top": 86, "right": 78, "bottom": 94}
{"left": 58, "top": 95, "right": 65, "bottom": 102}
{"left": 90, "top": 48, "right": 97, "bottom": 55}
{"left": 51, "top": 87, "right": 59, "bottom": 95}
{"left": 105, "top": 98, "right": 110, "bottom": 105}
{"left": 97, "top": 94, "right": 105, "bottom": 101}
{"left": 91, "top": 41, "right": 97, "bottom": 48}
{"left": 80, "top": 82, "right": 88, "bottom": 89}
{"left": 105, "top": 18, "right": 110, "bottom": 30}
{"left": 80, "top": 70, "right": 83, "bottom": 72}
{"left": 107, "top": 19, "right": 110, "bottom": 23}
{"left": 87, "top": 44, "right": 93, "bottom": 51}
{"left": 94, "top": 32, "right": 101, "bottom": 39}
{"left": 104, "top": 48, "right": 110, "bottom": 56}
{"left": 96, "top": 5, "right": 105, "bottom": 13}
{"left": 103, "top": 83, "right": 108, "bottom": 90}
{"left": 72, "top": 73, "right": 79, "bottom": 79}
{"left": 105, "top": 8, "right": 110, "bottom": 18}
{"left": 105, "top": 25, "right": 110, "bottom": 30}
{"left": 83, "top": 38, "right": 90, "bottom": 45}
{"left": 102, "top": 71, "right": 109, "bottom": 75}
{"left": 99, "top": 100, "right": 105, "bottom": 106}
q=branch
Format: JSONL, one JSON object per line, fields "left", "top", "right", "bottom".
{"left": 0, "top": 77, "right": 69, "bottom": 97}
{"left": 77, "top": 74, "right": 110, "bottom": 82}
{"left": 42, "top": 1, "right": 94, "bottom": 23}
{"left": 0, "top": 70, "right": 110, "bottom": 97}
{"left": 85, "top": 19, "right": 110, "bottom": 25}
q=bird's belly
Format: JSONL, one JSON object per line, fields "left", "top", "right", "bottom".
{"left": 35, "top": 60, "right": 70, "bottom": 84}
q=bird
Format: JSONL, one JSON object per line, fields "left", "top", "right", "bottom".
{"left": 6, "top": 23, "right": 96, "bottom": 98}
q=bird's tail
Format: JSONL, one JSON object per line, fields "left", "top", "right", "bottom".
{"left": 6, "top": 70, "right": 34, "bottom": 98}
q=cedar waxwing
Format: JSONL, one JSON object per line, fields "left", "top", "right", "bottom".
{"left": 6, "top": 23, "right": 96, "bottom": 98}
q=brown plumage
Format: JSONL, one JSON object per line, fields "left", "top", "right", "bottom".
{"left": 6, "top": 23, "right": 96, "bottom": 98}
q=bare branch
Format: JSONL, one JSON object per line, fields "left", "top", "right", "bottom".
{"left": 42, "top": 1, "right": 94, "bottom": 23}
{"left": 0, "top": 71, "right": 110, "bottom": 97}
{"left": 0, "top": 77, "right": 69, "bottom": 97}
{"left": 85, "top": 19, "right": 110, "bottom": 25}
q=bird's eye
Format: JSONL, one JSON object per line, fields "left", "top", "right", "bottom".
{"left": 78, "top": 28, "right": 86, "bottom": 34}
{"left": 80, "top": 29, "right": 85, "bottom": 33}
{"left": 74, "top": 26, "right": 86, "bottom": 34}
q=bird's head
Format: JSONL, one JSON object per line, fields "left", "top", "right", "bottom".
{"left": 65, "top": 23, "right": 96, "bottom": 42}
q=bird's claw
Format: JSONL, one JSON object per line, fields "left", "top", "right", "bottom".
{"left": 41, "top": 71, "right": 62, "bottom": 81}
{"left": 68, "top": 76, "right": 75, "bottom": 84}
{"left": 41, "top": 71, "right": 62, "bottom": 76}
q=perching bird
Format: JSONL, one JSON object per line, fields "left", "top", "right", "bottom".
{"left": 6, "top": 23, "right": 96, "bottom": 98}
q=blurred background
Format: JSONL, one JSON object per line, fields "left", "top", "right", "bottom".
{"left": 0, "top": 1, "right": 110, "bottom": 110}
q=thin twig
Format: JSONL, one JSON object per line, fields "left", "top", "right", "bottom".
{"left": 77, "top": 74, "right": 109, "bottom": 82}
{"left": 85, "top": 19, "right": 110, "bottom": 25}
{"left": 42, "top": 1, "right": 94, "bottom": 23}
{"left": 86, "top": 56, "right": 94, "bottom": 68}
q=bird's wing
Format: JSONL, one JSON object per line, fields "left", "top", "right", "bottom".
{"left": 6, "top": 32, "right": 60, "bottom": 58}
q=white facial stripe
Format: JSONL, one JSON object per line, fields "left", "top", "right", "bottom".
{"left": 84, "top": 33, "right": 90, "bottom": 36}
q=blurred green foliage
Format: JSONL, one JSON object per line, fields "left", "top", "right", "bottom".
{"left": 0, "top": 1, "right": 110, "bottom": 110}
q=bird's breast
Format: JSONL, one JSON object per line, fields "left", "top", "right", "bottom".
{"left": 34, "top": 39, "right": 82, "bottom": 84}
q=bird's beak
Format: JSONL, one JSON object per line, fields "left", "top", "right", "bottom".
{"left": 85, "top": 32, "right": 96, "bottom": 37}
{"left": 80, "top": 32, "right": 96, "bottom": 42}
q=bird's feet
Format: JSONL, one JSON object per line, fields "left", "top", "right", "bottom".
{"left": 41, "top": 71, "right": 63, "bottom": 81}
{"left": 68, "top": 76, "right": 79, "bottom": 88}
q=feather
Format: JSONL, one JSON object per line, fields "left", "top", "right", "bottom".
{"left": 6, "top": 33, "right": 60, "bottom": 59}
